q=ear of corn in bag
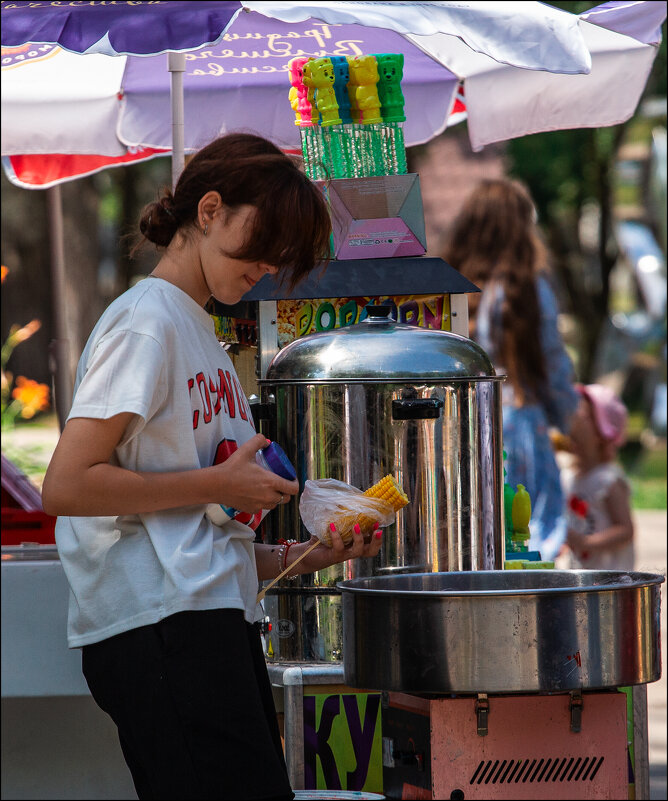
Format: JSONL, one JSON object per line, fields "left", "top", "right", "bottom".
{"left": 318, "top": 475, "right": 408, "bottom": 546}
{"left": 364, "top": 474, "right": 409, "bottom": 510}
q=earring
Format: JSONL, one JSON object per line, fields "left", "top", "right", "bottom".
{"left": 203, "top": 222, "right": 208, "bottom": 236}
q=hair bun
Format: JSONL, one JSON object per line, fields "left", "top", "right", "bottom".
{"left": 139, "top": 197, "right": 178, "bottom": 247}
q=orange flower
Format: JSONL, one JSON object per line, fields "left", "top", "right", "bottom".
{"left": 11, "top": 376, "right": 50, "bottom": 419}
{"left": 1, "top": 266, "right": 8, "bottom": 283}
{"left": 9, "top": 319, "right": 41, "bottom": 345}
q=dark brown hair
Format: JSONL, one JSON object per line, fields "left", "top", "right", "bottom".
{"left": 135, "top": 133, "right": 331, "bottom": 290}
{"left": 443, "top": 178, "right": 548, "bottom": 403}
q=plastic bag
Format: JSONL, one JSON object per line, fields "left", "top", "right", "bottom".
{"left": 299, "top": 478, "right": 395, "bottom": 545}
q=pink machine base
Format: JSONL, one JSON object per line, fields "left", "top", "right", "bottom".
{"left": 384, "top": 691, "right": 628, "bottom": 799}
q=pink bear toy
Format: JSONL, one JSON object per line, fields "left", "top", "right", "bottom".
{"left": 288, "top": 57, "right": 317, "bottom": 127}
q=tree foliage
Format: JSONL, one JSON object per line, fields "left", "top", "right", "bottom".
{"left": 506, "top": 2, "right": 667, "bottom": 382}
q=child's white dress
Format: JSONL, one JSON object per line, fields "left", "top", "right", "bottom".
{"left": 561, "top": 462, "right": 635, "bottom": 571}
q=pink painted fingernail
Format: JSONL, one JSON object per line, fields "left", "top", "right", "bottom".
{"left": 354, "top": 523, "right": 361, "bottom": 534}
{"left": 375, "top": 531, "right": 382, "bottom": 539}
{"left": 330, "top": 523, "right": 336, "bottom": 532}
{"left": 374, "top": 521, "right": 379, "bottom": 529}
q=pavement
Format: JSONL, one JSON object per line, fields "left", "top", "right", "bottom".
{"left": 633, "top": 508, "right": 667, "bottom": 800}
{"left": 2, "top": 421, "right": 667, "bottom": 797}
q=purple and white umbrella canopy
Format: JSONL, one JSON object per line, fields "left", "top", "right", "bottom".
{"left": 1, "top": 1, "right": 664, "bottom": 189}
{"left": 6, "top": 0, "right": 664, "bottom": 190}
{"left": 1, "top": 10, "right": 459, "bottom": 187}
{"left": 0, "top": 1, "right": 243, "bottom": 56}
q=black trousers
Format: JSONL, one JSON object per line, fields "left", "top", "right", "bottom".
{"left": 82, "top": 609, "right": 294, "bottom": 801}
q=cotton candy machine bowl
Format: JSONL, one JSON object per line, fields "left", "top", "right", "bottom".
{"left": 339, "top": 569, "right": 664, "bottom": 694}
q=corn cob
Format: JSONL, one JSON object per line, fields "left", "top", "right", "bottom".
{"left": 363, "top": 474, "right": 409, "bottom": 511}
{"left": 324, "top": 474, "right": 409, "bottom": 545}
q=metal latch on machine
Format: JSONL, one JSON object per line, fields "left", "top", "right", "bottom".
{"left": 475, "top": 693, "right": 490, "bottom": 736}
{"left": 569, "top": 689, "right": 584, "bottom": 732}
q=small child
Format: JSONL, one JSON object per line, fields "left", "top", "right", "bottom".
{"left": 559, "top": 384, "right": 634, "bottom": 570}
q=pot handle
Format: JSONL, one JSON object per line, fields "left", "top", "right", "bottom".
{"left": 249, "top": 394, "right": 276, "bottom": 437}
{"left": 364, "top": 304, "right": 396, "bottom": 321}
{"left": 392, "top": 398, "right": 444, "bottom": 420}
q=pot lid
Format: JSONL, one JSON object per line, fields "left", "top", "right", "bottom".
{"left": 263, "top": 305, "right": 500, "bottom": 383}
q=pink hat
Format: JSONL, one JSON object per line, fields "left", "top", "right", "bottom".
{"left": 577, "top": 384, "right": 628, "bottom": 447}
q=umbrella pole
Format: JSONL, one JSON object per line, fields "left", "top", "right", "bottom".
{"left": 168, "top": 52, "right": 186, "bottom": 191}
{"left": 46, "top": 185, "right": 72, "bottom": 433}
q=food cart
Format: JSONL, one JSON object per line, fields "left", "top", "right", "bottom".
{"left": 217, "top": 253, "right": 663, "bottom": 800}
{"left": 206, "top": 81, "right": 664, "bottom": 793}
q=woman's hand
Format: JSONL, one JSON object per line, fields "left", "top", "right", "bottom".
{"left": 288, "top": 522, "right": 383, "bottom": 575}
{"left": 210, "top": 433, "right": 299, "bottom": 514}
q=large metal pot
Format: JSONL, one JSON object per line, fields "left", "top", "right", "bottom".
{"left": 339, "top": 570, "right": 664, "bottom": 693}
{"left": 258, "top": 306, "right": 504, "bottom": 662}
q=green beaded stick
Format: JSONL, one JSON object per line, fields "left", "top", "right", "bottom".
{"left": 374, "top": 53, "right": 407, "bottom": 175}
{"left": 307, "top": 57, "right": 345, "bottom": 179}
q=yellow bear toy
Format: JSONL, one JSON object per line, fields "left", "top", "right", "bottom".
{"left": 346, "top": 55, "right": 382, "bottom": 125}
{"left": 303, "top": 57, "right": 341, "bottom": 127}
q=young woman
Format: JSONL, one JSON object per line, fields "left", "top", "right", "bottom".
{"left": 42, "top": 133, "right": 382, "bottom": 801}
{"left": 443, "top": 178, "right": 579, "bottom": 561}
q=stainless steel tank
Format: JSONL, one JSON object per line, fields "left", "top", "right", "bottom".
{"left": 257, "top": 305, "right": 505, "bottom": 661}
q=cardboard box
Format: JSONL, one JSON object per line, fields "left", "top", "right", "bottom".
{"left": 318, "top": 174, "right": 426, "bottom": 260}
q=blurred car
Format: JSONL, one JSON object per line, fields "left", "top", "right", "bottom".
{"left": 610, "top": 219, "right": 667, "bottom": 436}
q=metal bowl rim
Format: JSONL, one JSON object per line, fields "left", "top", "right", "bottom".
{"left": 337, "top": 569, "right": 665, "bottom": 597}
{"left": 259, "top": 375, "right": 507, "bottom": 385}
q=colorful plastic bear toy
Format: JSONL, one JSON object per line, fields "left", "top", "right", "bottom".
{"left": 304, "top": 57, "right": 342, "bottom": 127}
{"left": 346, "top": 55, "right": 383, "bottom": 124}
{"left": 329, "top": 55, "right": 353, "bottom": 124}
{"left": 375, "top": 53, "right": 406, "bottom": 122}
{"left": 288, "top": 57, "right": 317, "bottom": 127}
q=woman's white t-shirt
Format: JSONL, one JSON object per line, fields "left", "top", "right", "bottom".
{"left": 55, "top": 278, "right": 265, "bottom": 648}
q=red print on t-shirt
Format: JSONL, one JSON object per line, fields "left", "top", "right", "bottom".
{"left": 188, "top": 370, "right": 253, "bottom": 430}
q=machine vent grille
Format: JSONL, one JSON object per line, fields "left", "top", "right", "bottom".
{"left": 470, "top": 756, "right": 605, "bottom": 785}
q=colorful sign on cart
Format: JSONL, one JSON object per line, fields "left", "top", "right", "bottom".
{"left": 303, "top": 691, "right": 383, "bottom": 792}
{"left": 277, "top": 294, "right": 451, "bottom": 347}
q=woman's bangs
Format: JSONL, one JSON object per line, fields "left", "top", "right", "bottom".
{"left": 231, "top": 211, "right": 317, "bottom": 273}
